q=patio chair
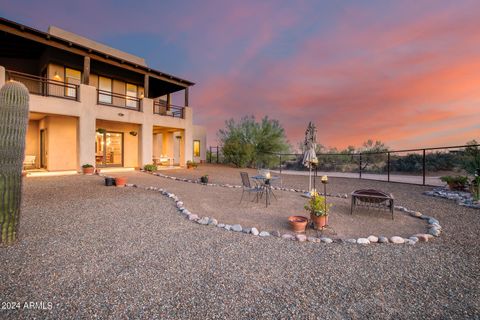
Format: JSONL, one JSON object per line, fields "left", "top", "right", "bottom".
{"left": 240, "top": 172, "right": 263, "bottom": 204}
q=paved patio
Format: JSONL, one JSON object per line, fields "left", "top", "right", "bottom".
{"left": 0, "top": 168, "right": 478, "bottom": 319}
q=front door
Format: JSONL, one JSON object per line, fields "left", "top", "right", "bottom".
{"left": 95, "top": 131, "right": 123, "bottom": 167}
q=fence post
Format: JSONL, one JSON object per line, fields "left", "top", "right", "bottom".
{"left": 216, "top": 146, "right": 219, "bottom": 164}
{"left": 387, "top": 152, "right": 390, "bottom": 182}
{"left": 422, "top": 149, "right": 426, "bottom": 185}
{"left": 359, "top": 154, "right": 362, "bottom": 179}
{"left": 208, "top": 146, "right": 211, "bottom": 163}
{"left": 279, "top": 154, "right": 282, "bottom": 174}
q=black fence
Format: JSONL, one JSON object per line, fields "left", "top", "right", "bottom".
{"left": 208, "top": 144, "right": 480, "bottom": 186}
{"left": 6, "top": 70, "right": 79, "bottom": 101}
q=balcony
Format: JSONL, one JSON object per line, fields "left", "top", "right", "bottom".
{"left": 153, "top": 100, "right": 184, "bottom": 118}
{"left": 97, "top": 90, "right": 141, "bottom": 111}
{"left": 6, "top": 70, "right": 79, "bottom": 101}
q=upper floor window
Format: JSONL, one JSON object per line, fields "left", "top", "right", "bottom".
{"left": 126, "top": 83, "right": 137, "bottom": 108}
{"left": 98, "top": 76, "right": 112, "bottom": 104}
{"left": 65, "top": 68, "right": 81, "bottom": 98}
{"left": 193, "top": 140, "right": 200, "bottom": 157}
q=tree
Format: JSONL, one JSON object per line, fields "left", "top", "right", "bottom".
{"left": 218, "top": 116, "right": 290, "bottom": 168}
{"left": 359, "top": 139, "right": 389, "bottom": 172}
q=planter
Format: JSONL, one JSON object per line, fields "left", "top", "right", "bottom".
{"left": 200, "top": 177, "right": 209, "bottom": 184}
{"left": 288, "top": 215, "right": 308, "bottom": 233}
{"left": 310, "top": 213, "right": 328, "bottom": 230}
{"left": 115, "top": 177, "right": 127, "bottom": 187}
{"left": 105, "top": 177, "right": 115, "bottom": 186}
{"left": 82, "top": 166, "right": 95, "bottom": 175}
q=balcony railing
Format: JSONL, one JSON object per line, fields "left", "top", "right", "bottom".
{"left": 97, "top": 90, "right": 141, "bottom": 111}
{"left": 6, "top": 70, "right": 79, "bottom": 101}
{"left": 153, "top": 100, "right": 184, "bottom": 118}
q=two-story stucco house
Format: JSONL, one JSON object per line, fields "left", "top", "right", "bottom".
{"left": 0, "top": 17, "right": 206, "bottom": 172}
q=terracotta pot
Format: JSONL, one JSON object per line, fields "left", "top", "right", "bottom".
{"left": 310, "top": 213, "right": 328, "bottom": 230}
{"left": 82, "top": 166, "right": 95, "bottom": 175}
{"left": 115, "top": 177, "right": 127, "bottom": 187}
{"left": 288, "top": 215, "right": 308, "bottom": 233}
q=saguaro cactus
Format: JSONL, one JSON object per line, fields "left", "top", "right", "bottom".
{"left": 0, "top": 81, "right": 29, "bottom": 245}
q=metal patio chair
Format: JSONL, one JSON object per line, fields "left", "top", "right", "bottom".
{"left": 240, "top": 172, "right": 263, "bottom": 204}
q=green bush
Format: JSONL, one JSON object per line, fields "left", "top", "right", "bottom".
{"left": 144, "top": 164, "right": 157, "bottom": 172}
{"left": 440, "top": 175, "right": 468, "bottom": 190}
{"left": 82, "top": 163, "right": 94, "bottom": 168}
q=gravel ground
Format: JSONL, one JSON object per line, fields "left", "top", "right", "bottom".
{"left": 0, "top": 167, "right": 479, "bottom": 319}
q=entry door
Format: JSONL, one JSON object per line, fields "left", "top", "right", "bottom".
{"left": 40, "top": 129, "right": 47, "bottom": 168}
{"left": 95, "top": 132, "right": 123, "bottom": 167}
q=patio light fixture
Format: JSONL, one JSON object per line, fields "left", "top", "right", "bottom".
{"left": 321, "top": 175, "right": 328, "bottom": 217}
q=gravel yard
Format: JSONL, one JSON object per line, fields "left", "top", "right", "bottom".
{"left": 0, "top": 165, "right": 479, "bottom": 319}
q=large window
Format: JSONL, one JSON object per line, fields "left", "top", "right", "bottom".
{"left": 65, "top": 68, "right": 81, "bottom": 97}
{"left": 126, "top": 83, "right": 138, "bottom": 108}
{"left": 193, "top": 140, "right": 200, "bottom": 157}
{"left": 98, "top": 76, "right": 112, "bottom": 104}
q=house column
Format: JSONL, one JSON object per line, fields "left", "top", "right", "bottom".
{"left": 139, "top": 98, "right": 153, "bottom": 167}
{"left": 0, "top": 66, "right": 5, "bottom": 87}
{"left": 77, "top": 84, "right": 96, "bottom": 170}
{"left": 82, "top": 56, "right": 90, "bottom": 85}
{"left": 183, "top": 106, "right": 193, "bottom": 165}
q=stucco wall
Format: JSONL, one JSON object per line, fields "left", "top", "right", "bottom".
{"left": 45, "top": 116, "right": 78, "bottom": 171}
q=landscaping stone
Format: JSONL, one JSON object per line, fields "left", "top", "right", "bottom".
{"left": 188, "top": 214, "right": 199, "bottom": 221}
{"left": 217, "top": 223, "right": 225, "bottom": 228}
{"left": 413, "top": 234, "right": 433, "bottom": 242}
{"left": 429, "top": 228, "right": 441, "bottom": 237}
{"left": 224, "top": 224, "right": 232, "bottom": 231}
{"left": 405, "top": 239, "right": 416, "bottom": 245}
{"left": 428, "top": 218, "right": 440, "bottom": 225}
{"left": 378, "top": 236, "right": 389, "bottom": 243}
{"left": 208, "top": 218, "right": 218, "bottom": 226}
{"left": 242, "top": 228, "right": 251, "bottom": 234}
{"left": 307, "top": 237, "right": 318, "bottom": 242}
{"left": 345, "top": 239, "right": 356, "bottom": 244}
{"left": 296, "top": 234, "right": 307, "bottom": 242}
{"left": 271, "top": 230, "right": 281, "bottom": 237}
{"left": 410, "top": 211, "right": 422, "bottom": 218}
{"left": 232, "top": 224, "right": 243, "bottom": 232}
{"left": 367, "top": 235, "right": 378, "bottom": 243}
{"left": 251, "top": 228, "right": 259, "bottom": 236}
{"left": 409, "top": 236, "right": 419, "bottom": 243}
{"left": 197, "top": 217, "right": 209, "bottom": 225}
{"left": 390, "top": 236, "right": 405, "bottom": 244}
{"left": 357, "top": 238, "right": 370, "bottom": 245}
{"left": 320, "top": 237, "right": 333, "bottom": 244}
{"left": 259, "top": 231, "right": 270, "bottom": 237}
{"left": 282, "top": 234, "right": 294, "bottom": 240}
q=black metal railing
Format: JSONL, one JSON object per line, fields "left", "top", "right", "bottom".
{"left": 153, "top": 100, "right": 184, "bottom": 118}
{"left": 97, "top": 90, "right": 140, "bottom": 111}
{"left": 208, "top": 144, "right": 480, "bottom": 186}
{"left": 6, "top": 70, "right": 79, "bottom": 101}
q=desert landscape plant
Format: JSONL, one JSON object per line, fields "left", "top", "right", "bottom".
{"left": 0, "top": 81, "right": 30, "bottom": 245}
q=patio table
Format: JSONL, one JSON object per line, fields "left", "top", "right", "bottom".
{"left": 252, "top": 175, "right": 279, "bottom": 207}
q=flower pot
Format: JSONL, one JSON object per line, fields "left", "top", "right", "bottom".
{"left": 200, "top": 177, "right": 209, "bottom": 184}
{"left": 115, "top": 177, "right": 127, "bottom": 187}
{"left": 310, "top": 213, "right": 328, "bottom": 230}
{"left": 105, "top": 177, "right": 115, "bottom": 186}
{"left": 82, "top": 166, "right": 95, "bottom": 175}
{"left": 288, "top": 216, "right": 308, "bottom": 233}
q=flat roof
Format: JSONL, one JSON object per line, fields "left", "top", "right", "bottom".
{"left": 0, "top": 17, "right": 194, "bottom": 86}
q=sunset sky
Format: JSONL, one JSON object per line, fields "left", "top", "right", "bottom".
{"left": 1, "top": 0, "right": 479, "bottom": 150}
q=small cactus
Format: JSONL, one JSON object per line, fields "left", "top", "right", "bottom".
{"left": 0, "top": 81, "right": 30, "bottom": 245}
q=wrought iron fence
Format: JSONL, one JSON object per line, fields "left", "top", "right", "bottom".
{"left": 97, "top": 89, "right": 141, "bottom": 111}
{"left": 209, "top": 144, "right": 480, "bottom": 186}
{"left": 153, "top": 101, "right": 185, "bottom": 118}
{"left": 6, "top": 70, "right": 79, "bottom": 100}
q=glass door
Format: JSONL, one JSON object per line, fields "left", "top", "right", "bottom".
{"left": 95, "top": 131, "right": 123, "bottom": 167}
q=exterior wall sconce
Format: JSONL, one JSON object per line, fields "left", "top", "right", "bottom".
{"left": 96, "top": 128, "right": 106, "bottom": 134}
{"left": 140, "top": 92, "right": 144, "bottom": 99}
{"left": 129, "top": 131, "right": 138, "bottom": 136}
{"left": 175, "top": 135, "right": 182, "bottom": 140}
{"left": 118, "top": 113, "right": 124, "bottom": 117}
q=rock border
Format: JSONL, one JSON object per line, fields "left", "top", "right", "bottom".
{"left": 119, "top": 171, "right": 443, "bottom": 245}
{"left": 424, "top": 187, "right": 480, "bottom": 209}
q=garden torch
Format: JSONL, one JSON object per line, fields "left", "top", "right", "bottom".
{"left": 321, "top": 175, "right": 328, "bottom": 216}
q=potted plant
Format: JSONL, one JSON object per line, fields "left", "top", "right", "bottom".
{"left": 304, "top": 193, "right": 332, "bottom": 230}
{"left": 187, "top": 160, "right": 198, "bottom": 169}
{"left": 82, "top": 164, "right": 95, "bottom": 175}
{"left": 200, "top": 174, "right": 209, "bottom": 184}
{"left": 440, "top": 175, "right": 468, "bottom": 191}
{"left": 115, "top": 177, "right": 127, "bottom": 187}
{"left": 288, "top": 216, "right": 309, "bottom": 233}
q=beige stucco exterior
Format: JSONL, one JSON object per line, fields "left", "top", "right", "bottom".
{"left": 0, "top": 65, "right": 206, "bottom": 171}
